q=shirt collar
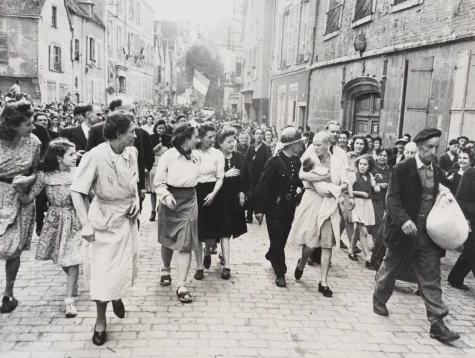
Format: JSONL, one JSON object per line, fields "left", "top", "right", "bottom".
{"left": 107, "top": 142, "right": 129, "bottom": 160}
{"left": 415, "top": 153, "right": 433, "bottom": 170}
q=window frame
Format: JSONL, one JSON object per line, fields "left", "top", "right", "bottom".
{"left": 52, "top": 5, "right": 58, "bottom": 28}
{"left": 53, "top": 46, "right": 61, "bottom": 72}
{"left": 351, "top": 0, "right": 377, "bottom": 28}
{"left": 74, "top": 38, "right": 80, "bottom": 61}
{"left": 324, "top": 0, "right": 344, "bottom": 41}
{"left": 281, "top": 8, "right": 291, "bottom": 68}
{"left": 390, "top": 0, "right": 424, "bottom": 13}
{"left": 0, "top": 35, "right": 8, "bottom": 63}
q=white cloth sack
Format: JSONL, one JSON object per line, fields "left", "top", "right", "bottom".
{"left": 427, "top": 193, "right": 469, "bottom": 249}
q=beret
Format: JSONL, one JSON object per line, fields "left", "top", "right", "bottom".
{"left": 457, "top": 136, "right": 469, "bottom": 142}
{"left": 395, "top": 138, "right": 408, "bottom": 145}
{"left": 413, "top": 128, "right": 442, "bottom": 143}
{"left": 449, "top": 139, "right": 459, "bottom": 146}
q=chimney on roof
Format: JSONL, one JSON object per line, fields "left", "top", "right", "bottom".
{"left": 78, "top": 0, "right": 95, "bottom": 18}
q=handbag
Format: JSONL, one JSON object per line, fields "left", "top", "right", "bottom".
{"left": 426, "top": 192, "right": 469, "bottom": 249}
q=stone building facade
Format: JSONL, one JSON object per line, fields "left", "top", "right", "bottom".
{"left": 308, "top": 0, "right": 475, "bottom": 148}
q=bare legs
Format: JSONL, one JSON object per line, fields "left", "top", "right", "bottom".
{"left": 195, "top": 242, "right": 204, "bottom": 270}
{"left": 220, "top": 237, "right": 230, "bottom": 268}
{"left": 4, "top": 257, "right": 21, "bottom": 298}
{"left": 150, "top": 193, "right": 157, "bottom": 212}
{"left": 161, "top": 246, "right": 192, "bottom": 291}
{"left": 95, "top": 301, "right": 108, "bottom": 332}
{"left": 297, "top": 245, "right": 314, "bottom": 271}
{"left": 65, "top": 265, "right": 79, "bottom": 298}
{"left": 353, "top": 224, "right": 370, "bottom": 261}
{"left": 321, "top": 249, "right": 332, "bottom": 286}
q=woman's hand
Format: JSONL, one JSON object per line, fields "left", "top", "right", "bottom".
{"left": 378, "top": 183, "right": 388, "bottom": 190}
{"left": 225, "top": 167, "right": 240, "bottom": 178}
{"left": 12, "top": 175, "right": 33, "bottom": 193}
{"left": 127, "top": 198, "right": 141, "bottom": 220}
{"left": 203, "top": 192, "right": 217, "bottom": 206}
{"left": 374, "top": 186, "right": 381, "bottom": 193}
{"left": 81, "top": 223, "right": 95, "bottom": 242}
{"left": 164, "top": 195, "right": 176, "bottom": 210}
{"left": 238, "top": 192, "right": 246, "bottom": 206}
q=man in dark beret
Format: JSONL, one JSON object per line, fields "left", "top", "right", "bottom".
{"left": 457, "top": 136, "right": 469, "bottom": 148}
{"left": 373, "top": 128, "right": 460, "bottom": 343}
{"left": 438, "top": 139, "right": 459, "bottom": 172}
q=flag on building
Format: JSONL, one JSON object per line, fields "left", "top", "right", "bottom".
{"left": 193, "top": 69, "right": 210, "bottom": 104}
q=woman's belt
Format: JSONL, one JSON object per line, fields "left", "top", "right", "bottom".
{"left": 0, "top": 177, "right": 14, "bottom": 184}
{"left": 96, "top": 197, "right": 134, "bottom": 205}
{"left": 167, "top": 185, "right": 195, "bottom": 190}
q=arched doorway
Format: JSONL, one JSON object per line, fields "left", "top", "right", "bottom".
{"left": 354, "top": 93, "right": 381, "bottom": 135}
{"left": 341, "top": 77, "right": 381, "bottom": 134}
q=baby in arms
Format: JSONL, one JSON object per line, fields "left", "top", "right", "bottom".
{"left": 302, "top": 157, "right": 340, "bottom": 197}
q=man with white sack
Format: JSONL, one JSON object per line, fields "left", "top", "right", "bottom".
{"left": 373, "top": 128, "right": 460, "bottom": 343}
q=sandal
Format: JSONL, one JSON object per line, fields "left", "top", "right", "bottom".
{"left": 160, "top": 274, "right": 172, "bottom": 286}
{"left": 0, "top": 296, "right": 19, "bottom": 314}
{"left": 176, "top": 287, "right": 193, "bottom": 303}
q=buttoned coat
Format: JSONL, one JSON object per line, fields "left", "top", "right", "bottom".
{"left": 383, "top": 157, "right": 445, "bottom": 250}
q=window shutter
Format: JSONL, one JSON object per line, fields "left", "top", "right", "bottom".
{"left": 59, "top": 47, "right": 63, "bottom": 72}
{"left": 287, "top": 7, "right": 293, "bottom": 67}
{"left": 403, "top": 57, "right": 434, "bottom": 135}
{"left": 86, "top": 36, "right": 90, "bottom": 65}
{"left": 96, "top": 39, "right": 101, "bottom": 68}
{"left": 49, "top": 45, "right": 54, "bottom": 71}
{"left": 305, "top": 0, "right": 314, "bottom": 61}
{"left": 276, "top": 14, "right": 283, "bottom": 69}
{"left": 293, "top": 3, "right": 300, "bottom": 64}
{"left": 71, "top": 39, "right": 75, "bottom": 61}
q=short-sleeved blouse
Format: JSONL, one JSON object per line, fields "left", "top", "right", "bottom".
{"left": 197, "top": 147, "right": 225, "bottom": 184}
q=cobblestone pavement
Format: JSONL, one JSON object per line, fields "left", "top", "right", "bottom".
{"left": 1, "top": 199, "right": 475, "bottom": 358}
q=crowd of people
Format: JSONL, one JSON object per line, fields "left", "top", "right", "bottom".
{"left": 0, "top": 93, "right": 474, "bottom": 346}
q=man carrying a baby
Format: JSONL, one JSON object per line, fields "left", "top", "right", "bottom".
{"left": 288, "top": 132, "right": 349, "bottom": 297}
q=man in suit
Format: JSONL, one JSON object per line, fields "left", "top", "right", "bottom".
{"left": 60, "top": 103, "right": 102, "bottom": 164}
{"left": 245, "top": 128, "right": 272, "bottom": 224}
{"left": 439, "top": 139, "right": 459, "bottom": 173}
{"left": 373, "top": 128, "right": 460, "bottom": 343}
{"left": 86, "top": 97, "right": 150, "bottom": 203}
{"left": 388, "top": 138, "right": 407, "bottom": 168}
{"left": 255, "top": 127, "right": 303, "bottom": 287}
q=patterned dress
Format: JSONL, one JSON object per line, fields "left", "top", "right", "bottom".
{"left": 0, "top": 137, "right": 40, "bottom": 260}
{"left": 30, "top": 169, "right": 83, "bottom": 267}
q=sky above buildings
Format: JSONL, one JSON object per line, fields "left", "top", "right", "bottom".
{"left": 151, "top": 0, "right": 235, "bottom": 26}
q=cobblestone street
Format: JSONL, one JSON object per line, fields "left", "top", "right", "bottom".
{"left": 1, "top": 199, "right": 475, "bottom": 358}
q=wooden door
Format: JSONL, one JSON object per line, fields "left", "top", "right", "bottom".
{"left": 354, "top": 93, "right": 381, "bottom": 135}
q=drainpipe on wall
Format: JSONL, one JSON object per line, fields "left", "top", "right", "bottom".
{"left": 268, "top": 0, "right": 277, "bottom": 127}
{"left": 397, "top": 59, "right": 409, "bottom": 139}
{"left": 305, "top": 1, "right": 319, "bottom": 130}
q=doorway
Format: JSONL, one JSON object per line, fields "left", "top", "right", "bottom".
{"left": 354, "top": 93, "right": 381, "bottom": 135}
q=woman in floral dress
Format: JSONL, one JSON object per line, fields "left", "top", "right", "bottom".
{"left": 0, "top": 100, "right": 40, "bottom": 314}
{"left": 19, "top": 138, "right": 83, "bottom": 318}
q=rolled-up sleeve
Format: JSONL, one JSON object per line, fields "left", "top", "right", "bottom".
{"left": 154, "top": 151, "right": 171, "bottom": 202}
{"left": 70, "top": 151, "right": 97, "bottom": 195}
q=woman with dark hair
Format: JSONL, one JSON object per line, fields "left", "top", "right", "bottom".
{"left": 147, "top": 119, "right": 172, "bottom": 221}
{"left": 373, "top": 136, "right": 383, "bottom": 155}
{"left": 264, "top": 129, "right": 276, "bottom": 153}
{"left": 0, "top": 100, "right": 40, "bottom": 314}
{"left": 50, "top": 114, "right": 63, "bottom": 134}
{"left": 33, "top": 112, "right": 59, "bottom": 139}
{"left": 216, "top": 129, "right": 249, "bottom": 279}
{"left": 349, "top": 135, "right": 369, "bottom": 166}
{"left": 194, "top": 123, "right": 225, "bottom": 280}
{"left": 142, "top": 115, "right": 154, "bottom": 134}
{"left": 446, "top": 147, "right": 473, "bottom": 196}
{"left": 154, "top": 121, "right": 200, "bottom": 303}
{"left": 70, "top": 110, "right": 140, "bottom": 346}
{"left": 18, "top": 138, "right": 82, "bottom": 318}
{"left": 338, "top": 130, "right": 351, "bottom": 152}
{"left": 365, "top": 134, "right": 374, "bottom": 155}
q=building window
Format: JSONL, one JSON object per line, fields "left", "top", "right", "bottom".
{"left": 393, "top": 0, "right": 407, "bottom": 4}
{"left": 325, "top": 0, "right": 343, "bottom": 35}
{"left": 136, "top": 2, "right": 140, "bottom": 24}
{"left": 281, "top": 9, "right": 290, "bottom": 67}
{"left": 390, "top": 0, "right": 423, "bottom": 12}
{"left": 252, "top": 45, "right": 258, "bottom": 80}
{"left": 47, "top": 81, "right": 56, "bottom": 102}
{"left": 0, "top": 36, "right": 7, "bottom": 63}
{"left": 129, "top": 0, "right": 134, "bottom": 20}
{"left": 298, "top": 0, "right": 310, "bottom": 63}
{"left": 52, "top": 6, "right": 57, "bottom": 28}
{"left": 119, "top": 76, "right": 126, "bottom": 93}
{"left": 108, "top": 20, "right": 113, "bottom": 51}
{"left": 354, "top": 0, "right": 373, "bottom": 21}
{"left": 89, "top": 37, "right": 96, "bottom": 63}
{"left": 49, "top": 45, "right": 62, "bottom": 72}
{"left": 117, "top": 26, "right": 123, "bottom": 51}
{"left": 74, "top": 39, "right": 80, "bottom": 61}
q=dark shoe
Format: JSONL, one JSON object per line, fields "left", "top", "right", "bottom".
{"left": 210, "top": 245, "right": 218, "bottom": 255}
{"left": 353, "top": 247, "right": 362, "bottom": 254}
{"left": 257, "top": 216, "right": 263, "bottom": 225}
{"left": 221, "top": 268, "right": 231, "bottom": 280}
{"left": 414, "top": 289, "right": 420, "bottom": 296}
{"left": 430, "top": 320, "right": 460, "bottom": 343}
{"left": 340, "top": 241, "right": 348, "bottom": 250}
{"left": 307, "top": 258, "right": 317, "bottom": 266}
{"left": 294, "top": 259, "right": 304, "bottom": 281}
{"left": 112, "top": 299, "right": 125, "bottom": 319}
{"left": 365, "top": 261, "right": 376, "bottom": 270}
{"left": 0, "top": 296, "right": 19, "bottom": 314}
{"left": 348, "top": 253, "right": 358, "bottom": 261}
{"left": 219, "top": 254, "right": 225, "bottom": 266}
{"left": 194, "top": 269, "right": 204, "bottom": 280}
{"left": 92, "top": 324, "right": 107, "bottom": 346}
{"left": 373, "top": 303, "right": 389, "bottom": 317}
{"left": 149, "top": 211, "right": 156, "bottom": 222}
{"left": 160, "top": 274, "right": 172, "bottom": 286}
{"left": 318, "top": 282, "right": 333, "bottom": 297}
{"left": 246, "top": 218, "right": 253, "bottom": 224}
{"left": 275, "top": 276, "right": 286, "bottom": 287}
{"left": 448, "top": 281, "right": 470, "bottom": 291}
{"left": 203, "top": 255, "right": 212, "bottom": 269}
